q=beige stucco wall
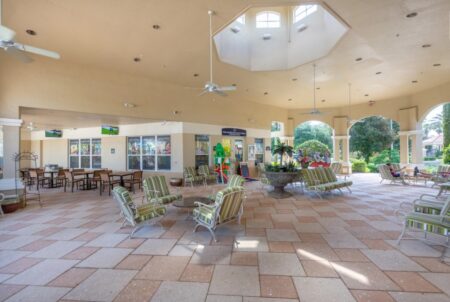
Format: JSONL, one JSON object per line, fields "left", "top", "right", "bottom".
{"left": 42, "top": 139, "right": 68, "bottom": 168}
{"left": 101, "top": 136, "right": 126, "bottom": 171}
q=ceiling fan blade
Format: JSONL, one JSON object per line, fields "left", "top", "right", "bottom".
{"left": 18, "top": 44, "right": 60, "bottom": 59}
{"left": 198, "top": 89, "right": 209, "bottom": 97}
{"left": 213, "top": 89, "right": 227, "bottom": 97}
{"left": 5, "top": 47, "right": 33, "bottom": 63}
{"left": 0, "top": 25, "right": 16, "bottom": 42}
{"left": 217, "top": 86, "right": 236, "bottom": 92}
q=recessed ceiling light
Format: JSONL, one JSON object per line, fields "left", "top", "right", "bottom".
{"left": 152, "top": 24, "right": 160, "bottom": 30}
{"left": 193, "top": 73, "right": 199, "bottom": 77}
{"left": 365, "top": 94, "right": 369, "bottom": 97}
{"left": 264, "top": 92, "right": 268, "bottom": 95}
{"left": 433, "top": 63, "right": 441, "bottom": 67}
{"left": 355, "top": 57, "right": 363, "bottom": 62}
{"left": 376, "top": 71, "right": 382, "bottom": 75}
{"left": 230, "top": 26, "right": 240, "bottom": 34}
{"left": 321, "top": 99, "right": 326, "bottom": 102}
{"left": 288, "top": 98, "right": 292, "bottom": 102}
{"left": 133, "top": 57, "right": 141, "bottom": 62}
{"left": 412, "top": 80, "right": 418, "bottom": 83}
{"left": 262, "top": 33, "right": 271, "bottom": 40}
{"left": 292, "top": 78, "right": 298, "bottom": 81}
{"left": 422, "top": 44, "right": 431, "bottom": 48}
{"left": 25, "top": 29, "right": 36, "bottom": 36}
{"left": 406, "top": 12, "right": 418, "bottom": 18}
{"left": 316, "top": 87, "right": 320, "bottom": 90}
{"left": 123, "top": 102, "right": 136, "bottom": 108}
{"left": 232, "top": 83, "right": 237, "bottom": 87}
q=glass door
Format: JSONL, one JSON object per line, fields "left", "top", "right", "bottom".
{"left": 195, "top": 135, "right": 210, "bottom": 167}
{"left": 234, "top": 139, "right": 244, "bottom": 163}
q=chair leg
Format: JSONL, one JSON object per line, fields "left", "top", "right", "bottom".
{"left": 396, "top": 223, "right": 407, "bottom": 245}
{"left": 347, "top": 186, "right": 352, "bottom": 193}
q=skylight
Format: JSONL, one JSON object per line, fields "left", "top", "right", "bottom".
{"left": 294, "top": 5, "right": 317, "bottom": 23}
{"left": 256, "top": 11, "right": 280, "bottom": 28}
{"left": 236, "top": 14, "right": 245, "bottom": 24}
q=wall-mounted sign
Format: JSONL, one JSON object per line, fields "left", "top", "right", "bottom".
{"left": 222, "top": 128, "right": 246, "bottom": 137}
{"left": 45, "top": 129, "right": 62, "bottom": 138}
{"left": 101, "top": 125, "right": 119, "bottom": 135}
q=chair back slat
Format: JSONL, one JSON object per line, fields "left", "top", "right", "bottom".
{"left": 133, "top": 170, "right": 143, "bottom": 180}
{"left": 143, "top": 175, "right": 170, "bottom": 199}
{"left": 112, "top": 186, "right": 137, "bottom": 226}
{"left": 64, "top": 170, "right": 73, "bottom": 180}
{"left": 100, "top": 172, "right": 110, "bottom": 182}
{"left": 227, "top": 175, "right": 245, "bottom": 187}
{"left": 215, "top": 186, "right": 245, "bottom": 224}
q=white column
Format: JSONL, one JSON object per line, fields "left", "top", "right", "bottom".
{"left": 399, "top": 132, "right": 409, "bottom": 166}
{"left": 332, "top": 137, "right": 340, "bottom": 162}
{"left": 334, "top": 135, "right": 351, "bottom": 174}
{"left": 410, "top": 132, "right": 423, "bottom": 165}
{"left": 0, "top": 118, "right": 23, "bottom": 179}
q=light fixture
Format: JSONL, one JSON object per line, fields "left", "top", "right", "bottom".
{"left": 133, "top": 57, "right": 141, "bottom": 62}
{"left": 364, "top": 94, "right": 369, "bottom": 97}
{"left": 123, "top": 102, "right": 136, "bottom": 108}
{"left": 433, "top": 63, "right": 441, "bottom": 67}
{"left": 369, "top": 100, "right": 376, "bottom": 106}
{"left": 297, "top": 24, "right": 308, "bottom": 33}
{"left": 262, "top": 33, "right": 271, "bottom": 40}
{"left": 264, "top": 92, "right": 268, "bottom": 95}
{"left": 376, "top": 71, "right": 382, "bottom": 75}
{"left": 406, "top": 12, "right": 418, "bottom": 18}
{"left": 172, "top": 110, "right": 180, "bottom": 115}
{"left": 193, "top": 73, "right": 199, "bottom": 77}
{"left": 152, "top": 24, "right": 160, "bottom": 30}
{"left": 230, "top": 26, "right": 240, "bottom": 34}
{"left": 412, "top": 80, "right": 418, "bottom": 83}
{"left": 25, "top": 29, "right": 36, "bottom": 36}
{"left": 232, "top": 83, "right": 237, "bottom": 87}
{"left": 355, "top": 57, "right": 363, "bottom": 62}
{"left": 292, "top": 78, "right": 298, "bottom": 81}
{"left": 288, "top": 98, "right": 292, "bottom": 102}
{"left": 422, "top": 44, "right": 431, "bottom": 48}
{"left": 321, "top": 99, "right": 326, "bottom": 103}
{"left": 248, "top": 118, "right": 255, "bottom": 123}
{"left": 316, "top": 87, "right": 320, "bottom": 90}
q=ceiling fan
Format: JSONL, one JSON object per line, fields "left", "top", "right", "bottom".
{"left": 198, "top": 10, "right": 236, "bottom": 97}
{"left": 0, "top": 0, "right": 60, "bottom": 63}
{"left": 298, "top": 64, "right": 328, "bottom": 116}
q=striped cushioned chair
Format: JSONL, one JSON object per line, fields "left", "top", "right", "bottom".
{"left": 378, "top": 164, "right": 406, "bottom": 184}
{"left": 193, "top": 186, "right": 245, "bottom": 242}
{"left": 208, "top": 175, "right": 245, "bottom": 201}
{"left": 112, "top": 186, "right": 166, "bottom": 238}
{"left": 398, "top": 198, "right": 450, "bottom": 259}
{"left": 431, "top": 165, "right": 450, "bottom": 187}
{"left": 302, "top": 167, "right": 352, "bottom": 199}
{"left": 143, "top": 176, "right": 182, "bottom": 205}
{"left": 198, "top": 165, "right": 217, "bottom": 184}
{"left": 184, "top": 167, "right": 205, "bottom": 187}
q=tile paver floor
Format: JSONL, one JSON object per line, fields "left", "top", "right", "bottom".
{"left": 0, "top": 174, "right": 449, "bottom": 301}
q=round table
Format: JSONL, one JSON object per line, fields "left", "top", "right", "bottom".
{"left": 172, "top": 196, "right": 213, "bottom": 219}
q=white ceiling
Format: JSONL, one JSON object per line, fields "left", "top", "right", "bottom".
{"left": 3, "top": 0, "right": 450, "bottom": 110}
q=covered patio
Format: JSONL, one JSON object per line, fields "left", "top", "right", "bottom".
{"left": 0, "top": 174, "right": 449, "bottom": 302}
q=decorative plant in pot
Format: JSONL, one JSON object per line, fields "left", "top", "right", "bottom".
{"left": 265, "top": 143, "right": 299, "bottom": 198}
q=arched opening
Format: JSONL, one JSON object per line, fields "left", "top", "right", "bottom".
{"left": 349, "top": 116, "right": 399, "bottom": 172}
{"left": 294, "top": 120, "right": 333, "bottom": 163}
{"left": 421, "top": 103, "right": 448, "bottom": 167}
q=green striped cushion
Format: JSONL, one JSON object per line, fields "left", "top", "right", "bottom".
{"left": 184, "top": 167, "right": 197, "bottom": 178}
{"left": 324, "top": 167, "right": 337, "bottom": 182}
{"left": 135, "top": 203, "right": 166, "bottom": 223}
{"left": 215, "top": 186, "right": 245, "bottom": 223}
{"left": 406, "top": 212, "right": 450, "bottom": 236}
{"left": 228, "top": 175, "right": 245, "bottom": 187}
{"left": 154, "top": 194, "right": 182, "bottom": 204}
{"left": 193, "top": 206, "right": 215, "bottom": 225}
{"left": 198, "top": 165, "right": 211, "bottom": 176}
{"left": 301, "top": 169, "right": 316, "bottom": 187}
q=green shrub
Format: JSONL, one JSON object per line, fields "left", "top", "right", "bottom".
{"left": 443, "top": 145, "right": 450, "bottom": 164}
{"left": 424, "top": 156, "right": 436, "bottom": 161}
{"left": 297, "top": 139, "right": 330, "bottom": 157}
{"left": 352, "top": 159, "right": 367, "bottom": 173}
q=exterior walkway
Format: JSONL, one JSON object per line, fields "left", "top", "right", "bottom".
{"left": 0, "top": 174, "right": 449, "bottom": 302}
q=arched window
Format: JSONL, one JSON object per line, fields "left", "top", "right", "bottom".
{"left": 294, "top": 5, "right": 317, "bottom": 23}
{"left": 256, "top": 11, "right": 281, "bottom": 28}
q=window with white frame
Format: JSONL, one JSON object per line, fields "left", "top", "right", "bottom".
{"left": 69, "top": 138, "right": 101, "bottom": 169}
{"left": 256, "top": 11, "right": 281, "bottom": 28}
{"left": 236, "top": 14, "right": 245, "bottom": 24}
{"left": 293, "top": 5, "right": 317, "bottom": 23}
{"left": 127, "top": 135, "right": 171, "bottom": 171}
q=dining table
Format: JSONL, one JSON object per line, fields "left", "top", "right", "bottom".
{"left": 44, "top": 170, "right": 60, "bottom": 188}
{"left": 110, "top": 171, "right": 134, "bottom": 186}
{"left": 73, "top": 171, "right": 95, "bottom": 190}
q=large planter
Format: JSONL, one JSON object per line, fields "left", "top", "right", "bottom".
{"left": 265, "top": 171, "right": 299, "bottom": 199}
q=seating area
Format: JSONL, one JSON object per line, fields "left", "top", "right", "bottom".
{"left": 0, "top": 174, "right": 449, "bottom": 302}
{"left": 1, "top": 1, "right": 450, "bottom": 301}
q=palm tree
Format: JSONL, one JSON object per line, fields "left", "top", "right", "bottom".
{"left": 272, "top": 143, "right": 293, "bottom": 166}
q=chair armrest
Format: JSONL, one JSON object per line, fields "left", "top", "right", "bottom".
{"left": 420, "top": 194, "right": 444, "bottom": 201}
{"left": 145, "top": 189, "right": 161, "bottom": 197}
{"left": 412, "top": 198, "right": 443, "bottom": 206}
{"left": 194, "top": 201, "right": 215, "bottom": 210}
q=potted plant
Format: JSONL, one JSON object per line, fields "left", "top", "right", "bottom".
{"left": 0, "top": 193, "right": 20, "bottom": 214}
{"left": 264, "top": 143, "right": 299, "bottom": 198}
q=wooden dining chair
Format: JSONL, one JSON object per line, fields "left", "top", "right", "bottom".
{"left": 29, "top": 169, "right": 49, "bottom": 190}
{"left": 64, "top": 170, "right": 85, "bottom": 193}
{"left": 100, "top": 172, "right": 120, "bottom": 196}
{"left": 124, "top": 170, "right": 143, "bottom": 193}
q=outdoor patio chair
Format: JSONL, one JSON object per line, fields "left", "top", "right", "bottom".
{"left": 29, "top": 169, "right": 49, "bottom": 190}
{"left": 378, "top": 164, "right": 407, "bottom": 184}
{"left": 302, "top": 167, "right": 352, "bottom": 199}
{"left": 397, "top": 198, "right": 450, "bottom": 260}
{"left": 330, "top": 162, "right": 342, "bottom": 174}
{"left": 124, "top": 170, "right": 143, "bottom": 193}
{"left": 184, "top": 166, "right": 205, "bottom": 187}
{"left": 143, "top": 175, "right": 182, "bottom": 204}
{"left": 198, "top": 165, "right": 217, "bottom": 184}
{"left": 208, "top": 174, "right": 245, "bottom": 201}
{"left": 112, "top": 186, "right": 166, "bottom": 238}
{"left": 63, "top": 170, "right": 85, "bottom": 193}
{"left": 193, "top": 186, "right": 245, "bottom": 242}
{"left": 431, "top": 165, "right": 450, "bottom": 187}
